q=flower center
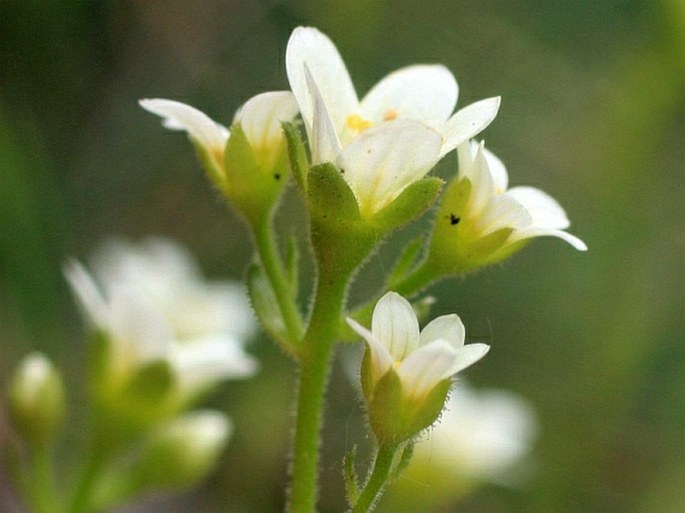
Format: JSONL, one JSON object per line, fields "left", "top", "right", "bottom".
{"left": 346, "top": 114, "right": 373, "bottom": 133}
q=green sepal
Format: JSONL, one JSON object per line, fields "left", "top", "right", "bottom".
{"left": 282, "top": 121, "right": 309, "bottom": 191}
{"left": 89, "top": 359, "right": 177, "bottom": 446}
{"left": 343, "top": 445, "right": 361, "bottom": 506}
{"left": 307, "top": 162, "right": 361, "bottom": 223}
{"left": 306, "top": 163, "right": 377, "bottom": 276}
{"left": 427, "top": 177, "right": 514, "bottom": 275}
{"left": 387, "top": 236, "right": 425, "bottom": 290}
{"left": 285, "top": 233, "right": 299, "bottom": 295}
{"left": 224, "top": 123, "right": 286, "bottom": 225}
{"left": 246, "top": 262, "right": 298, "bottom": 356}
{"left": 121, "top": 360, "right": 174, "bottom": 408}
{"left": 372, "top": 176, "right": 443, "bottom": 232}
{"left": 360, "top": 346, "right": 375, "bottom": 402}
{"left": 192, "top": 140, "right": 227, "bottom": 191}
{"left": 368, "top": 370, "right": 450, "bottom": 445}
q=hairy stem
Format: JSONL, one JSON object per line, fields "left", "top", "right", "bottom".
{"left": 253, "top": 215, "right": 304, "bottom": 343}
{"left": 287, "top": 265, "right": 350, "bottom": 513}
{"left": 350, "top": 444, "right": 398, "bottom": 513}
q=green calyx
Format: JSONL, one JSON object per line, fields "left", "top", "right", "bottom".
{"left": 426, "top": 177, "right": 516, "bottom": 275}
{"left": 306, "top": 161, "right": 442, "bottom": 277}
{"left": 366, "top": 367, "right": 451, "bottom": 445}
{"left": 223, "top": 123, "right": 289, "bottom": 226}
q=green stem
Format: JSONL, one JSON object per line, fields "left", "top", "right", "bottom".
{"left": 27, "top": 442, "right": 62, "bottom": 513}
{"left": 253, "top": 215, "right": 304, "bottom": 343}
{"left": 67, "top": 448, "right": 107, "bottom": 513}
{"left": 350, "top": 444, "right": 398, "bottom": 513}
{"left": 392, "top": 261, "right": 437, "bottom": 297}
{"left": 287, "top": 266, "right": 350, "bottom": 513}
{"left": 344, "top": 260, "right": 438, "bottom": 339}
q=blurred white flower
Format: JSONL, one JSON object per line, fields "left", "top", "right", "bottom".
{"left": 456, "top": 140, "right": 587, "bottom": 251}
{"left": 347, "top": 292, "right": 489, "bottom": 401}
{"left": 286, "top": 27, "right": 500, "bottom": 217}
{"left": 65, "top": 237, "right": 258, "bottom": 393}
{"left": 415, "top": 383, "right": 538, "bottom": 483}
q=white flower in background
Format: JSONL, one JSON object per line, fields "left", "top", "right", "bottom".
{"left": 133, "top": 410, "right": 233, "bottom": 490}
{"left": 347, "top": 292, "right": 489, "bottom": 401}
{"left": 414, "top": 383, "right": 538, "bottom": 483}
{"left": 139, "top": 92, "right": 298, "bottom": 179}
{"left": 286, "top": 27, "right": 500, "bottom": 217}
{"left": 65, "top": 237, "right": 258, "bottom": 393}
{"left": 456, "top": 140, "right": 587, "bottom": 251}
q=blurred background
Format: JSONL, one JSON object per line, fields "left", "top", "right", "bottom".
{"left": 1, "top": 1, "right": 684, "bottom": 512}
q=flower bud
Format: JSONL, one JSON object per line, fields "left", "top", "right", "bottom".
{"left": 132, "top": 411, "right": 232, "bottom": 490}
{"left": 8, "top": 353, "right": 65, "bottom": 445}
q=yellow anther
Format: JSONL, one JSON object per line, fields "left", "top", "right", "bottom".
{"left": 383, "top": 109, "right": 398, "bottom": 121}
{"left": 346, "top": 114, "right": 373, "bottom": 132}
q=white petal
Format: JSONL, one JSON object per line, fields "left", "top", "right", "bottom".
{"left": 482, "top": 146, "right": 509, "bottom": 192}
{"left": 509, "top": 226, "right": 588, "bottom": 251}
{"left": 107, "top": 286, "right": 175, "bottom": 361}
{"left": 171, "top": 335, "right": 258, "bottom": 391}
{"left": 397, "top": 339, "right": 460, "bottom": 398}
{"left": 139, "top": 99, "right": 229, "bottom": 152}
{"left": 475, "top": 193, "right": 531, "bottom": 236}
{"left": 338, "top": 120, "right": 442, "bottom": 216}
{"left": 63, "top": 260, "right": 109, "bottom": 328}
{"left": 304, "top": 65, "right": 343, "bottom": 164}
{"left": 286, "top": 27, "right": 358, "bottom": 132}
{"left": 371, "top": 292, "right": 420, "bottom": 361}
{"left": 233, "top": 91, "right": 299, "bottom": 150}
{"left": 419, "top": 314, "right": 465, "bottom": 349}
{"left": 360, "top": 65, "right": 458, "bottom": 125}
{"left": 463, "top": 142, "right": 496, "bottom": 215}
{"left": 398, "top": 341, "right": 489, "bottom": 398}
{"left": 446, "top": 343, "right": 490, "bottom": 376}
{"left": 346, "top": 317, "right": 394, "bottom": 381}
{"left": 440, "top": 97, "right": 501, "bottom": 157}
{"left": 506, "top": 186, "right": 570, "bottom": 229}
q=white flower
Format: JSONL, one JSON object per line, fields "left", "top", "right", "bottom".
{"left": 414, "top": 383, "right": 537, "bottom": 483}
{"left": 139, "top": 92, "right": 298, "bottom": 176}
{"left": 286, "top": 27, "right": 500, "bottom": 217}
{"left": 346, "top": 292, "right": 489, "bottom": 400}
{"left": 65, "top": 237, "right": 258, "bottom": 393}
{"left": 457, "top": 141, "right": 587, "bottom": 251}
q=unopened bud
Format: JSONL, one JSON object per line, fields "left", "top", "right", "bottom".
{"left": 9, "top": 353, "right": 65, "bottom": 445}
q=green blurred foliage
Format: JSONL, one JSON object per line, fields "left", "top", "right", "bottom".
{"left": 1, "top": 1, "right": 683, "bottom": 512}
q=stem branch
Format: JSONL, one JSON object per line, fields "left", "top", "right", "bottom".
{"left": 350, "top": 444, "right": 398, "bottom": 513}
{"left": 253, "top": 216, "right": 304, "bottom": 343}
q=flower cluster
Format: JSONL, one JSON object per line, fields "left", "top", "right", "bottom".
{"left": 4, "top": 24, "right": 589, "bottom": 513}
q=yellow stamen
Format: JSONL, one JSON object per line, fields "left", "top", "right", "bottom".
{"left": 383, "top": 109, "right": 398, "bottom": 121}
{"left": 346, "top": 114, "right": 373, "bottom": 132}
